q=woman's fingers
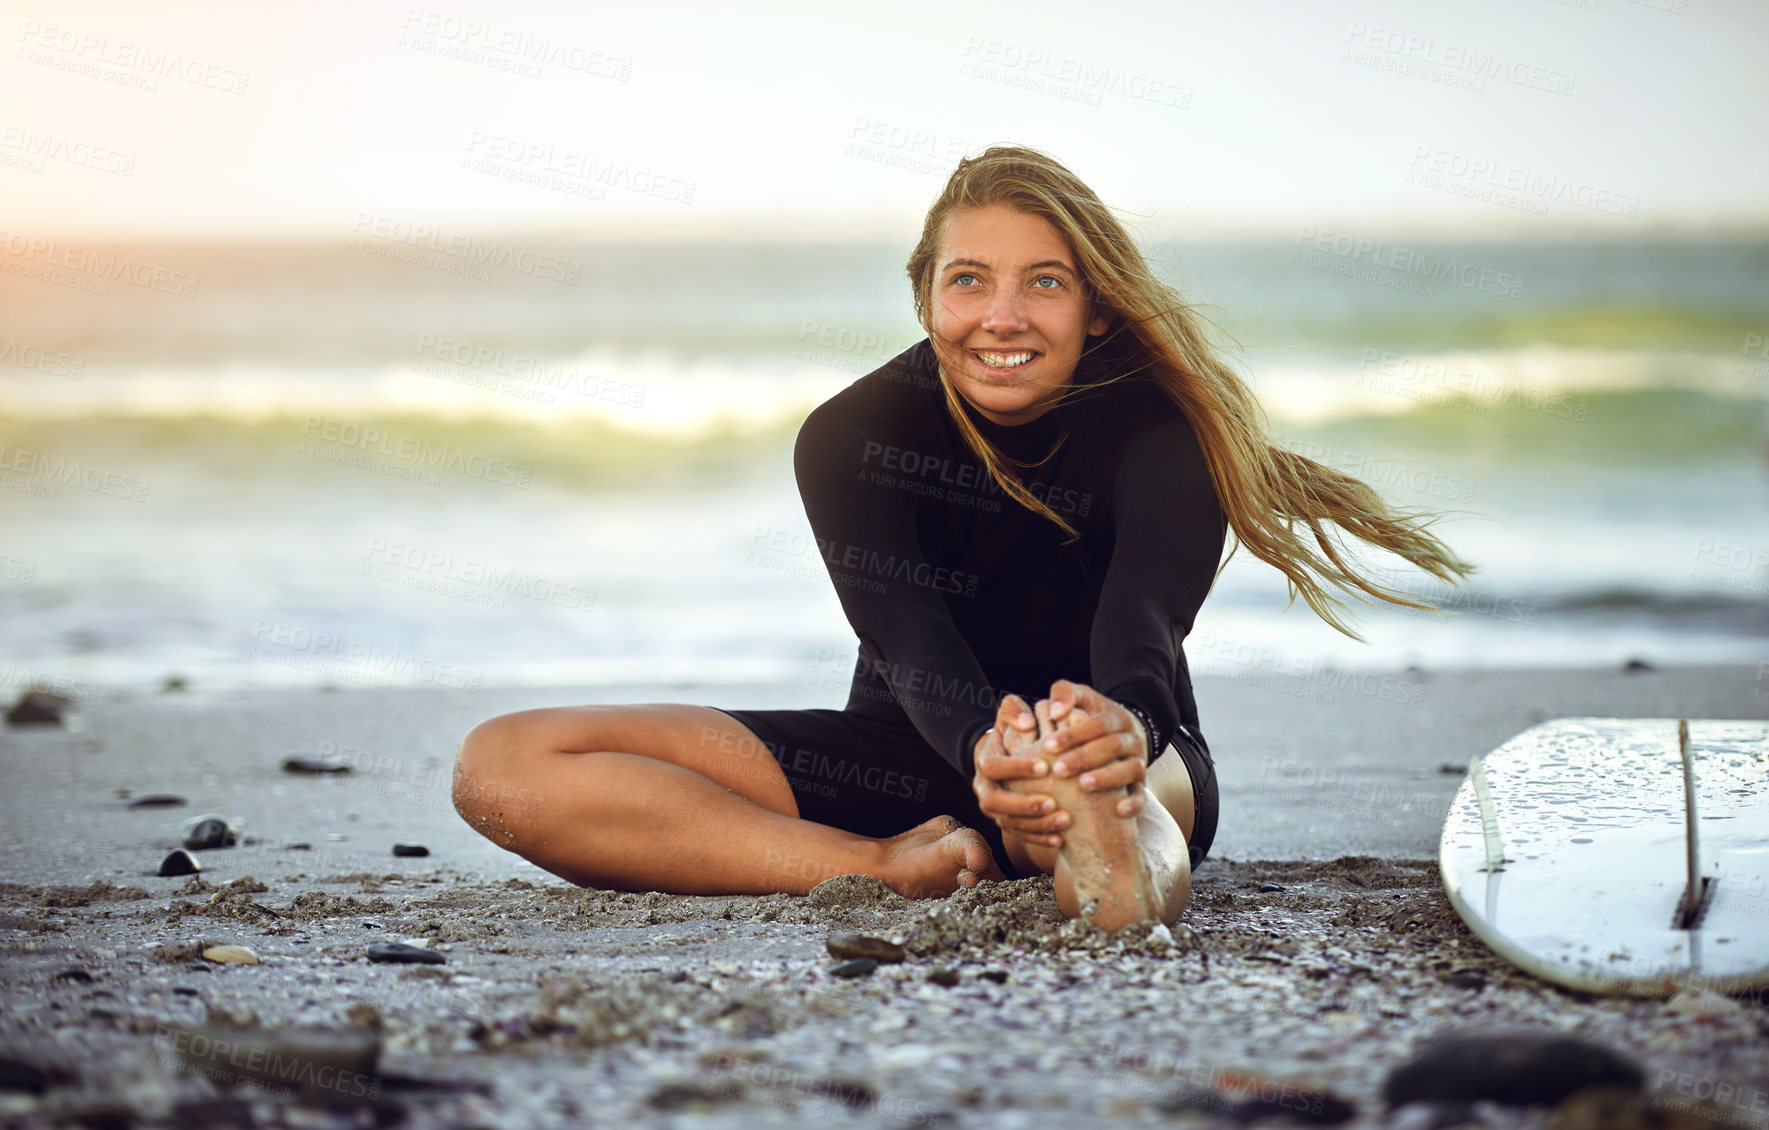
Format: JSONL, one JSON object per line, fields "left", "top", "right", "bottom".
{"left": 1075, "top": 753, "right": 1145, "bottom": 793}
{"left": 1051, "top": 728, "right": 1142, "bottom": 777}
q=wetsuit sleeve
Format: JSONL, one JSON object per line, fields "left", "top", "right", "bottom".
{"left": 1089, "top": 411, "right": 1225, "bottom": 767}
{"left": 794, "top": 400, "right": 999, "bottom": 780}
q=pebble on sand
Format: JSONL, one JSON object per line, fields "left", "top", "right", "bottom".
{"left": 201, "top": 945, "right": 259, "bottom": 965}
{"left": 281, "top": 755, "right": 351, "bottom": 775}
{"left": 392, "top": 843, "right": 429, "bottom": 857}
{"left": 926, "top": 968, "right": 960, "bottom": 987}
{"left": 5, "top": 689, "right": 73, "bottom": 728}
{"left": 825, "top": 934, "right": 905, "bottom": 963}
{"left": 829, "top": 959, "right": 878, "bottom": 979}
{"left": 366, "top": 942, "right": 446, "bottom": 965}
{"left": 179, "top": 815, "right": 238, "bottom": 851}
{"left": 157, "top": 849, "right": 202, "bottom": 877}
{"left": 1383, "top": 1027, "right": 1644, "bottom": 1108}
{"left": 126, "top": 794, "right": 188, "bottom": 809}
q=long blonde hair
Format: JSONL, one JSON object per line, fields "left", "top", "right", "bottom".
{"left": 904, "top": 145, "right": 1477, "bottom": 640}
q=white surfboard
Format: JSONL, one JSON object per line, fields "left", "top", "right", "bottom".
{"left": 1440, "top": 717, "right": 1769, "bottom": 997}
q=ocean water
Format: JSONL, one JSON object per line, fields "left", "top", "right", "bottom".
{"left": 2, "top": 235, "right": 1766, "bottom": 702}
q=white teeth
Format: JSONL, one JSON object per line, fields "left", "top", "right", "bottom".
{"left": 977, "top": 350, "right": 1034, "bottom": 367}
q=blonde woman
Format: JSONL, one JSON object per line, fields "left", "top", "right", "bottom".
{"left": 451, "top": 146, "right": 1475, "bottom": 930}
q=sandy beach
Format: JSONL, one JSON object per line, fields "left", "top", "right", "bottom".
{"left": 1, "top": 661, "right": 1766, "bottom": 1128}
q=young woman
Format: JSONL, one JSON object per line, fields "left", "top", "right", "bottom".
{"left": 451, "top": 147, "right": 1475, "bottom": 930}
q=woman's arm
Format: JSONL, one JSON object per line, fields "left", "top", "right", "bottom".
{"left": 973, "top": 409, "right": 1226, "bottom": 844}
{"left": 793, "top": 398, "right": 1000, "bottom": 780}
{"left": 1086, "top": 408, "right": 1226, "bottom": 765}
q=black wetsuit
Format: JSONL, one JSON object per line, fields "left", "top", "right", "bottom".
{"left": 708, "top": 333, "right": 1225, "bottom": 874}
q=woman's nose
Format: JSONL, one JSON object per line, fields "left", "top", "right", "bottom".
{"left": 980, "top": 287, "right": 1028, "bottom": 332}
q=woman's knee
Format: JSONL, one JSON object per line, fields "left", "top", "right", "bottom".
{"left": 451, "top": 711, "right": 545, "bottom": 831}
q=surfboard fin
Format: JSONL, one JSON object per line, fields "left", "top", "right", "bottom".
{"left": 1672, "top": 718, "right": 1714, "bottom": 931}
{"left": 1468, "top": 753, "right": 1506, "bottom": 873}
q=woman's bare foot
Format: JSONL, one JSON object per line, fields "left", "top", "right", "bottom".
{"left": 876, "top": 815, "right": 1004, "bottom": 899}
{"left": 1007, "top": 703, "right": 1162, "bottom": 931}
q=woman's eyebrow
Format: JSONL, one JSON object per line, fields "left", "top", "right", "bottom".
{"left": 941, "top": 258, "right": 1077, "bottom": 275}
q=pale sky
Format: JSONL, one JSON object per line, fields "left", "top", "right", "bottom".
{"left": 3, "top": 0, "right": 1765, "bottom": 240}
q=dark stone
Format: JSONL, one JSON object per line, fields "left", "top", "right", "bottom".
{"left": 1225, "top": 1087, "right": 1356, "bottom": 1124}
{"left": 825, "top": 933, "right": 905, "bottom": 963}
{"left": 980, "top": 969, "right": 1009, "bottom": 984}
{"left": 647, "top": 1079, "right": 744, "bottom": 1110}
{"left": 366, "top": 943, "right": 446, "bottom": 965}
{"left": 281, "top": 755, "right": 351, "bottom": 775}
{"left": 158, "top": 849, "right": 202, "bottom": 877}
{"left": 180, "top": 815, "right": 237, "bottom": 851}
{"left": 815, "top": 1078, "right": 877, "bottom": 1108}
{"left": 829, "top": 959, "right": 878, "bottom": 979}
{"left": 1257, "top": 883, "right": 1286, "bottom": 893}
{"left": 1622, "top": 658, "right": 1654, "bottom": 673}
{"left": 927, "top": 967, "right": 960, "bottom": 987}
{"left": 127, "top": 794, "right": 187, "bottom": 809}
{"left": 65, "top": 1099, "right": 132, "bottom": 1130}
{"left": 0, "top": 1053, "right": 71, "bottom": 1093}
{"left": 161, "top": 675, "right": 189, "bottom": 693}
{"left": 1438, "top": 763, "right": 1465, "bottom": 775}
{"left": 1382, "top": 1027, "right": 1644, "bottom": 1108}
{"left": 1157, "top": 1088, "right": 1230, "bottom": 1115}
{"left": 172, "top": 986, "right": 201, "bottom": 997}
{"left": 1443, "top": 969, "right": 1486, "bottom": 990}
{"left": 51, "top": 968, "right": 93, "bottom": 984}
{"left": 5, "top": 689, "right": 72, "bottom": 727}
{"left": 391, "top": 843, "right": 429, "bottom": 857}
{"left": 283, "top": 843, "right": 312, "bottom": 850}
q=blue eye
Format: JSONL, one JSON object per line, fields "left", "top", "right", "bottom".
{"left": 1034, "top": 275, "right": 1062, "bottom": 289}
{"left": 953, "top": 273, "right": 978, "bottom": 286}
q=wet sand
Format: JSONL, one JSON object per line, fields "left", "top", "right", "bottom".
{"left": 1, "top": 663, "right": 1765, "bottom": 1128}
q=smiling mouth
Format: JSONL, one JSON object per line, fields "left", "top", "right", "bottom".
{"left": 970, "top": 348, "right": 1039, "bottom": 374}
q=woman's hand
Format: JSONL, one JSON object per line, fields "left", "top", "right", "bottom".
{"left": 1040, "top": 679, "right": 1149, "bottom": 819}
{"left": 971, "top": 693, "right": 1068, "bottom": 850}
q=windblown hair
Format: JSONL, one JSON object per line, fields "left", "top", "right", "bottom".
{"left": 904, "top": 145, "right": 1477, "bottom": 640}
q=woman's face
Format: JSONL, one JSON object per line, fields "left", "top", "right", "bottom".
{"left": 924, "top": 202, "right": 1109, "bottom": 427}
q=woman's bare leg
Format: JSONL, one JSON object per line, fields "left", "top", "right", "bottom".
{"left": 450, "top": 703, "right": 1001, "bottom": 897}
{"left": 999, "top": 705, "right": 1195, "bottom": 927}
